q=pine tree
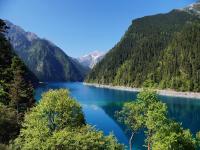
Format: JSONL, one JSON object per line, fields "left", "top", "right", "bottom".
{"left": 0, "top": 19, "right": 38, "bottom": 145}
{"left": 9, "top": 57, "right": 35, "bottom": 113}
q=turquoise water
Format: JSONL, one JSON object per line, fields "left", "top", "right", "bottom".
{"left": 35, "top": 82, "right": 200, "bottom": 150}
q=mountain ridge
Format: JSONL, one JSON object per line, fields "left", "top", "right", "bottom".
{"left": 5, "top": 20, "right": 90, "bottom": 82}
{"left": 86, "top": 8, "right": 200, "bottom": 92}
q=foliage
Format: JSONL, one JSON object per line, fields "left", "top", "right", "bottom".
{"left": 116, "top": 101, "right": 144, "bottom": 150}
{"left": 12, "top": 89, "right": 124, "bottom": 150}
{"left": 117, "top": 90, "right": 199, "bottom": 150}
{"left": 9, "top": 56, "right": 35, "bottom": 112}
{"left": 159, "top": 22, "right": 200, "bottom": 92}
{"left": 151, "top": 121, "right": 196, "bottom": 150}
{"left": 86, "top": 10, "right": 200, "bottom": 92}
{"left": 43, "top": 126, "right": 123, "bottom": 150}
{"left": 196, "top": 131, "right": 200, "bottom": 147}
{"left": 0, "top": 19, "right": 38, "bottom": 144}
{"left": 0, "top": 103, "right": 19, "bottom": 144}
{"left": 0, "top": 81, "right": 8, "bottom": 105}
{"left": 0, "top": 144, "right": 10, "bottom": 150}
{"left": 116, "top": 101, "right": 144, "bottom": 133}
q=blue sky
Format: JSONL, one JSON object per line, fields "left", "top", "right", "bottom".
{"left": 0, "top": 0, "right": 195, "bottom": 57}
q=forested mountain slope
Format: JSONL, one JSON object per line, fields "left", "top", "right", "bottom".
{"left": 5, "top": 21, "right": 90, "bottom": 82}
{"left": 159, "top": 22, "right": 200, "bottom": 91}
{"left": 0, "top": 19, "right": 38, "bottom": 145}
{"left": 0, "top": 21, "right": 38, "bottom": 88}
{"left": 86, "top": 10, "right": 200, "bottom": 92}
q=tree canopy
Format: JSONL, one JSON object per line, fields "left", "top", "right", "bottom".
{"left": 117, "top": 90, "right": 199, "bottom": 150}
{"left": 0, "top": 19, "right": 38, "bottom": 145}
{"left": 12, "top": 89, "right": 124, "bottom": 150}
{"left": 86, "top": 10, "right": 200, "bottom": 92}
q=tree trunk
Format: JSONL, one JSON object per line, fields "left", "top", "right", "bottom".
{"left": 148, "top": 131, "right": 151, "bottom": 150}
{"left": 129, "top": 132, "right": 134, "bottom": 150}
{"left": 16, "top": 103, "right": 20, "bottom": 124}
{"left": 148, "top": 141, "right": 150, "bottom": 150}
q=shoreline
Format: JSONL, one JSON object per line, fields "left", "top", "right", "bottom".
{"left": 83, "top": 82, "right": 200, "bottom": 99}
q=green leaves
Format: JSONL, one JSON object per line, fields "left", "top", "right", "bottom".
{"left": 9, "top": 56, "right": 35, "bottom": 112}
{"left": 145, "top": 101, "right": 167, "bottom": 132}
{"left": 0, "top": 103, "right": 19, "bottom": 144}
{"left": 160, "top": 22, "right": 200, "bottom": 92}
{"left": 12, "top": 89, "right": 124, "bottom": 150}
{"left": 151, "top": 122, "right": 196, "bottom": 150}
{"left": 44, "top": 126, "right": 123, "bottom": 150}
{"left": 0, "top": 19, "right": 38, "bottom": 145}
{"left": 36, "top": 89, "right": 85, "bottom": 130}
{"left": 116, "top": 101, "right": 144, "bottom": 133}
{"left": 117, "top": 90, "right": 199, "bottom": 150}
{"left": 86, "top": 10, "right": 200, "bottom": 92}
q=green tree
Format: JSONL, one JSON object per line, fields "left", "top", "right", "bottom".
{"left": 0, "top": 81, "right": 8, "bottom": 105}
{"left": 0, "top": 143, "right": 10, "bottom": 150}
{"left": 196, "top": 131, "right": 200, "bottom": 148}
{"left": 116, "top": 101, "right": 143, "bottom": 150}
{"left": 44, "top": 126, "right": 123, "bottom": 150}
{"left": 12, "top": 89, "right": 124, "bottom": 150}
{"left": 117, "top": 90, "right": 161, "bottom": 150}
{"left": 9, "top": 56, "right": 35, "bottom": 114}
{"left": 0, "top": 19, "right": 38, "bottom": 145}
{"left": 151, "top": 121, "right": 196, "bottom": 150}
{"left": 117, "top": 90, "right": 198, "bottom": 150}
{"left": 145, "top": 101, "right": 168, "bottom": 150}
{"left": 136, "top": 90, "right": 166, "bottom": 150}
{"left": 0, "top": 103, "right": 19, "bottom": 144}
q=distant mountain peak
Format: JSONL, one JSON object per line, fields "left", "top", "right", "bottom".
{"left": 82, "top": 51, "right": 104, "bottom": 59}
{"left": 183, "top": 0, "right": 200, "bottom": 16}
{"left": 78, "top": 51, "right": 105, "bottom": 68}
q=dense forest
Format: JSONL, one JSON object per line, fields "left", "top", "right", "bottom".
{"left": 158, "top": 22, "right": 200, "bottom": 91}
{"left": 0, "top": 19, "right": 38, "bottom": 148}
{"left": 86, "top": 10, "right": 200, "bottom": 92}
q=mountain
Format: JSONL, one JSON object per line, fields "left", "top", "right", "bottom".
{"left": 0, "top": 19, "right": 38, "bottom": 93}
{"left": 5, "top": 21, "right": 38, "bottom": 51}
{"left": 184, "top": 0, "right": 200, "bottom": 16}
{"left": 5, "top": 21, "right": 90, "bottom": 82}
{"left": 0, "top": 19, "right": 40, "bottom": 145}
{"left": 77, "top": 51, "right": 105, "bottom": 68}
{"left": 86, "top": 8, "right": 200, "bottom": 92}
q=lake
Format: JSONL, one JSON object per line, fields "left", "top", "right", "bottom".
{"left": 35, "top": 82, "right": 200, "bottom": 150}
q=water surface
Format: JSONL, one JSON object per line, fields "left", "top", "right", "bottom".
{"left": 35, "top": 82, "right": 200, "bottom": 150}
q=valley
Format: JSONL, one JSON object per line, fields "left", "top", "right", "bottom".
{"left": 1, "top": 1, "right": 200, "bottom": 149}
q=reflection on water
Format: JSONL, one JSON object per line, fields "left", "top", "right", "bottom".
{"left": 35, "top": 82, "right": 200, "bottom": 150}
{"left": 161, "top": 96, "right": 200, "bottom": 133}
